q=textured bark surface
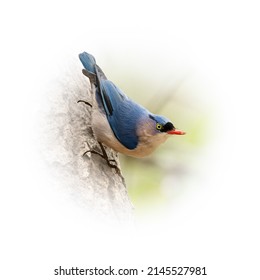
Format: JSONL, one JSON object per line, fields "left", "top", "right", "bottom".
{"left": 41, "top": 63, "right": 134, "bottom": 223}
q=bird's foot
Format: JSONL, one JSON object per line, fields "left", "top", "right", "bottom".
{"left": 83, "top": 150, "right": 118, "bottom": 168}
{"left": 83, "top": 142, "right": 120, "bottom": 173}
{"left": 77, "top": 100, "right": 92, "bottom": 107}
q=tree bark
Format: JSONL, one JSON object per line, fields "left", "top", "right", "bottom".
{"left": 41, "top": 62, "right": 134, "bottom": 224}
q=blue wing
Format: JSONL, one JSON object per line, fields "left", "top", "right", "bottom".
{"left": 100, "top": 80, "right": 146, "bottom": 150}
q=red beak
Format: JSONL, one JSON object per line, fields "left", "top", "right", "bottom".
{"left": 167, "top": 129, "right": 186, "bottom": 135}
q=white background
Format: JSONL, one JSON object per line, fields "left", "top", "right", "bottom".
{"left": 1, "top": 1, "right": 260, "bottom": 279}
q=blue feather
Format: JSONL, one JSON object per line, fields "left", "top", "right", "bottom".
{"left": 101, "top": 80, "right": 147, "bottom": 149}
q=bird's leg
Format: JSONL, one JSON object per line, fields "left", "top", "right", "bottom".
{"left": 83, "top": 142, "right": 119, "bottom": 171}
{"left": 98, "top": 142, "right": 119, "bottom": 167}
{"left": 77, "top": 100, "right": 92, "bottom": 107}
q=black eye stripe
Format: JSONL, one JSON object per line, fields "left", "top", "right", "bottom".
{"left": 149, "top": 114, "right": 155, "bottom": 121}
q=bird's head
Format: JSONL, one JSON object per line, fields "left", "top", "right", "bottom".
{"left": 133, "top": 113, "right": 185, "bottom": 156}
{"left": 148, "top": 114, "right": 185, "bottom": 136}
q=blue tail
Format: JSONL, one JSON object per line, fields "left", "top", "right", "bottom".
{"left": 79, "top": 52, "right": 96, "bottom": 74}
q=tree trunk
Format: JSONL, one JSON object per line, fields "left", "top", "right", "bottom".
{"left": 41, "top": 62, "right": 134, "bottom": 224}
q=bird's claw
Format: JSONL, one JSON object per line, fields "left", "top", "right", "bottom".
{"left": 83, "top": 142, "right": 120, "bottom": 173}
{"left": 77, "top": 100, "right": 92, "bottom": 107}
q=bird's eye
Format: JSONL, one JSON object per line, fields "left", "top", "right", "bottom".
{"left": 156, "top": 123, "right": 162, "bottom": 130}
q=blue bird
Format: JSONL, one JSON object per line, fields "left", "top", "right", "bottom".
{"left": 79, "top": 51, "right": 185, "bottom": 159}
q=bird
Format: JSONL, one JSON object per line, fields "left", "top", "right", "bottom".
{"left": 78, "top": 51, "right": 185, "bottom": 162}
